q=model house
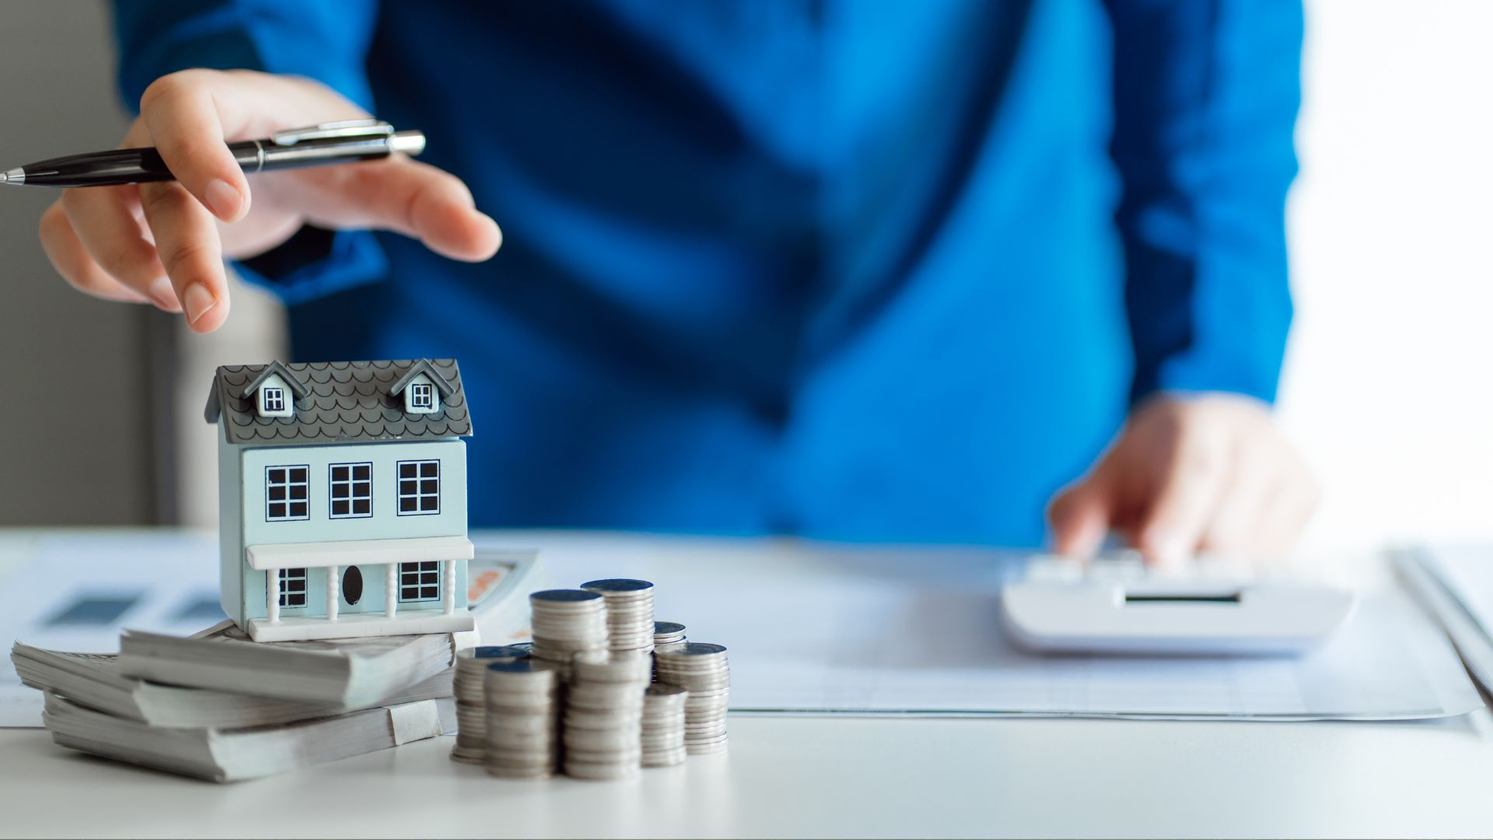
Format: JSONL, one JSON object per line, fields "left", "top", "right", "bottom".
{"left": 204, "top": 359, "right": 476, "bottom": 642}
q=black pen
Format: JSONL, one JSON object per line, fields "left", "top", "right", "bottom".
{"left": 0, "top": 119, "right": 425, "bottom": 188}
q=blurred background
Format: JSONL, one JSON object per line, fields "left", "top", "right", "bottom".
{"left": 1, "top": 1, "right": 1488, "bottom": 555}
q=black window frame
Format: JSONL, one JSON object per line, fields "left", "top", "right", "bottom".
{"left": 410, "top": 382, "right": 434, "bottom": 410}
{"left": 398, "top": 560, "right": 440, "bottom": 603}
{"left": 265, "top": 465, "right": 311, "bottom": 522}
{"left": 396, "top": 460, "right": 440, "bottom": 516}
{"left": 278, "top": 567, "right": 309, "bottom": 609}
{"left": 328, "top": 462, "right": 373, "bottom": 519}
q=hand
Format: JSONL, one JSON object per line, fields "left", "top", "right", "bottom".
{"left": 1047, "top": 393, "right": 1319, "bottom": 569}
{"left": 38, "top": 69, "right": 502, "bottom": 333}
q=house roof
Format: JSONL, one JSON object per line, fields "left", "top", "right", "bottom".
{"left": 204, "top": 359, "right": 473, "bottom": 446}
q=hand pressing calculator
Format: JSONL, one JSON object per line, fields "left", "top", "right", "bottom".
{"left": 1000, "top": 554, "right": 1357, "bottom": 656}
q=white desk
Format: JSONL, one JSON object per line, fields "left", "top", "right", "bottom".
{"left": 2, "top": 530, "right": 1491, "bottom": 839}
{"left": 3, "top": 713, "right": 1492, "bottom": 838}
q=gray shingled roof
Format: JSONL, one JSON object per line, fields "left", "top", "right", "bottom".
{"left": 204, "top": 359, "right": 473, "bottom": 446}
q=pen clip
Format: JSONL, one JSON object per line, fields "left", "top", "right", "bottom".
{"left": 271, "top": 119, "right": 396, "bottom": 146}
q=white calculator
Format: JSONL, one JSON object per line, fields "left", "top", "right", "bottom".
{"left": 1000, "top": 555, "right": 1357, "bottom": 656}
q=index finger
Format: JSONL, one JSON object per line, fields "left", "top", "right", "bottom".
{"left": 138, "top": 70, "right": 252, "bottom": 223}
{"left": 1134, "top": 444, "right": 1231, "bottom": 571}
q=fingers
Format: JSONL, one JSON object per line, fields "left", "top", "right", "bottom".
{"left": 38, "top": 202, "right": 151, "bottom": 304}
{"left": 1253, "top": 473, "right": 1321, "bottom": 557}
{"left": 139, "top": 181, "right": 231, "bottom": 333}
{"left": 58, "top": 185, "right": 176, "bottom": 310}
{"left": 1048, "top": 475, "right": 1112, "bottom": 561}
{"left": 302, "top": 157, "right": 502, "bottom": 261}
{"left": 138, "top": 70, "right": 251, "bottom": 222}
{"left": 1198, "top": 452, "right": 1274, "bottom": 556}
{"left": 1134, "top": 432, "right": 1231, "bottom": 571}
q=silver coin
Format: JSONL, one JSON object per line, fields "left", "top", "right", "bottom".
{"left": 564, "top": 761, "right": 641, "bottom": 781}
{"left": 580, "top": 578, "right": 654, "bottom": 593}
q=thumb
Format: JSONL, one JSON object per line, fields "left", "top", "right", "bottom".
{"left": 1047, "top": 478, "right": 1112, "bottom": 560}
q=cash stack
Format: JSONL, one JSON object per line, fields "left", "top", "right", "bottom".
{"left": 11, "top": 622, "right": 460, "bottom": 783}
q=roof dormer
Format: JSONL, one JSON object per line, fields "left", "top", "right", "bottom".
{"left": 233, "top": 361, "right": 311, "bottom": 420}
{"left": 389, "top": 359, "right": 457, "bottom": 417}
{"left": 256, "top": 374, "right": 294, "bottom": 418}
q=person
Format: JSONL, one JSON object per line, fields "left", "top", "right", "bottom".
{"left": 40, "top": 0, "right": 1317, "bottom": 566}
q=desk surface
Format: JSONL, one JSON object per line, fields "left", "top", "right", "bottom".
{"left": 3, "top": 712, "right": 1493, "bottom": 839}
{"left": 1, "top": 530, "right": 1491, "bottom": 839}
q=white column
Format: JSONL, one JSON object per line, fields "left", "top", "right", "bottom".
{"left": 266, "top": 569, "right": 280, "bottom": 624}
{"left": 442, "top": 559, "right": 455, "bottom": 615}
{"left": 326, "top": 565, "right": 340, "bottom": 622}
{"left": 386, "top": 562, "right": 398, "bottom": 618}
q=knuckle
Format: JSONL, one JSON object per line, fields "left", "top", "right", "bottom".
{"left": 100, "top": 238, "right": 156, "bottom": 280}
{"left": 141, "top": 183, "right": 188, "bottom": 215}
{"left": 162, "top": 239, "right": 209, "bottom": 277}
{"left": 139, "top": 69, "right": 212, "bottom": 112}
{"left": 59, "top": 188, "right": 86, "bottom": 213}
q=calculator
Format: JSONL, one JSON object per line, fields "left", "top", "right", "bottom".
{"left": 1000, "top": 554, "right": 1358, "bottom": 656}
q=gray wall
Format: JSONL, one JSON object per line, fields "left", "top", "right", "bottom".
{"left": 0, "top": 2, "right": 160, "bottom": 525}
{"left": 0, "top": 3, "right": 288, "bottom": 527}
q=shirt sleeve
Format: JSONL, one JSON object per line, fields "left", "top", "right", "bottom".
{"left": 1103, "top": 0, "right": 1303, "bottom": 405}
{"left": 112, "top": 0, "right": 387, "bottom": 303}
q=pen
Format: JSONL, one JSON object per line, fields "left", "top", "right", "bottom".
{"left": 0, "top": 119, "right": 425, "bottom": 188}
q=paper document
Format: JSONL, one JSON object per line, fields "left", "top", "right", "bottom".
{"left": 1395, "top": 544, "right": 1493, "bottom": 697}
{"left": 532, "top": 535, "right": 1483, "bottom": 721}
{"left": 0, "top": 531, "right": 221, "bottom": 727}
{"left": 1, "top": 530, "right": 542, "bottom": 727}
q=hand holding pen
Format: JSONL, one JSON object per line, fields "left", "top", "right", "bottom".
{"left": 25, "top": 70, "right": 501, "bottom": 333}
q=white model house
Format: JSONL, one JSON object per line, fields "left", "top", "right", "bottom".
{"left": 204, "top": 359, "right": 476, "bottom": 642}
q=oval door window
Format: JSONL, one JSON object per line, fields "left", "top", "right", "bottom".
{"left": 342, "top": 565, "right": 364, "bottom": 605}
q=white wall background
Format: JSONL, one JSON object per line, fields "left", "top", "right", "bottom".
{"left": 1281, "top": 0, "right": 1493, "bottom": 552}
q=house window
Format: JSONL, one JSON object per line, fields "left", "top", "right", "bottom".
{"left": 399, "top": 561, "right": 440, "bottom": 602}
{"left": 397, "top": 460, "right": 440, "bottom": 515}
{"left": 262, "top": 387, "right": 285, "bottom": 413}
{"left": 329, "top": 462, "right": 372, "bottom": 519}
{"left": 410, "top": 382, "right": 434, "bottom": 410}
{"left": 279, "top": 567, "right": 308, "bottom": 608}
{"left": 265, "top": 466, "right": 310, "bottom": 521}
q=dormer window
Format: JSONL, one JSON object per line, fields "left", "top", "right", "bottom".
{"left": 255, "top": 374, "right": 295, "bottom": 418}
{"left": 411, "top": 383, "right": 434, "bottom": 410}
{"left": 390, "top": 360, "right": 452, "bottom": 416}
{"left": 404, "top": 377, "right": 440, "bottom": 414}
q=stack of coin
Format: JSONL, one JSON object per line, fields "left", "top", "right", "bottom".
{"left": 640, "top": 683, "right": 688, "bottom": 767}
{"left": 562, "top": 651, "right": 651, "bottom": 780}
{"left": 451, "top": 645, "right": 531, "bottom": 764}
{"left": 653, "top": 621, "right": 687, "bottom": 648}
{"left": 483, "top": 660, "right": 561, "bottom": 779}
{"left": 529, "top": 589, "right": 610, "bottom": 680}
{"left": 580, "top": 579, "right": 656, "bottom": 656}
{"left": 654, "top": 643, "right": 730, "bottom": 755}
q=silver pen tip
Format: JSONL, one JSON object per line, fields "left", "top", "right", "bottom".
{"left": 0, "top": 168, "right": 21, "bottom": 185}
{"left": 0, "top": 171, "right": 8, "bottom": 185}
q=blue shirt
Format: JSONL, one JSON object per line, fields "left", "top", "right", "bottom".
{"left": 113, "top": 0, "right": 1302, "bottom": 544}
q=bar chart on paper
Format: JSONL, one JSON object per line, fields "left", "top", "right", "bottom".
{"left": 0, "top": 531, "right": 222, "bottom": 727}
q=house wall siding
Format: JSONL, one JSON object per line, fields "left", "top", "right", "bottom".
{"left": 217, "top": 428, "right": 244, "bottom": 624}
{"left": 236, "top": 438, "right": 469, "bottom": 622}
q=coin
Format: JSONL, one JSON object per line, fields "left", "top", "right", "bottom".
{"left": 581, "top": 579, "right": 656, "bottom": 656}
{"left": 655, "top": 643, "right": 729, "bottom": 756}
